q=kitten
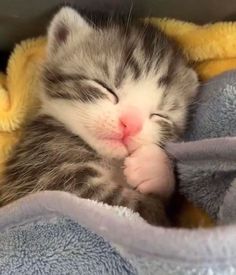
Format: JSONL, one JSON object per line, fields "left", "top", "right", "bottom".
{"left": 0, "top": 7, "right": 198, "bottom": 226}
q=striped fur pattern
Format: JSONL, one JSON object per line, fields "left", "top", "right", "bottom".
{"left": 1, "top": 115, "right": 168, "bottom": 225}
{"left": 0, "top": 7, "right": 199, "bottom": 226}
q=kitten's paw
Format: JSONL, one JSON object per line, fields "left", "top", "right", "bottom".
{"left": 124, "top": 144, "right": 175, "bottom": 199}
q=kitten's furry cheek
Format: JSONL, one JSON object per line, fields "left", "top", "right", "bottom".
{"left": 139, "top": 124, "right": 161, "bottom": 147}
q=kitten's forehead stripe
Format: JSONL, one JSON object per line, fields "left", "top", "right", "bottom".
{"left": 142, "top": 24, "right": 158, "bottom": 57}
{"left": 142, "top": 26, "right": 169, "bottom": 68}
{"left": 158, "top": 75, "right": 171, "bottom": 87}
{"left": 128, "top": 55, "right": 141, "bottom": 80}
{"left": 115, "top": 39, "right": 141, "bottom": 85}
{"left": 117, "top": 24, "right": 169, "bottom": 80}
{"left": 154, "top": 49, "right": 168, "bottom": 72}
{"left": 115, "top": 64, "right": 125, "bottom": 88}
{"left": 156, "top": 51, "right": 182, "bottom": 111}
{"left": 102, "top": 62, "right": 110, "bottom": 78}
{"left": 157, "top": 49, "right": 179, "bottom": 88}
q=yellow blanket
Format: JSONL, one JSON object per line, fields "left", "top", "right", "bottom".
{"left": 1, "top": 18, "right": 236, "bottom": 227}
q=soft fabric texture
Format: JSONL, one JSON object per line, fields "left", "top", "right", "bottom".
{"left": 167, "top": 137, "right": 236, "bottom": 223}
{"left": 184, "top": 71, "right": 236, "bottom": 141}
{"left": 167, "top": 70, "right": 236, "bottom": 223}
{"left": 0, "top": 38, "right": 45, "bottom": 171}
{"left": 0, "top": 191, "right": 236, "bottom": 275}
{"left": 0, "top": 216, "right": 136, "bottom": 275}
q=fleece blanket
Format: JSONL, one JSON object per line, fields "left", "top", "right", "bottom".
{"left": 168, "top": 70, "right": 236, "bottom": 224}
{"left": 0, "top": 191, "right": 236, "bottom": 275}
{"left": 167, "top": 137, "right": 236, "bottom": 223}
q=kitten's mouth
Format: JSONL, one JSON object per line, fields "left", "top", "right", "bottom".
{"left": 98, "top": 129, "right": 141, "bottom": 156}
{"left": 102, "top": 136, "right": 137, "bottom": 154}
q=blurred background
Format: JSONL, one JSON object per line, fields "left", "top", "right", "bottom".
{"left": 1, "top": 0, "right": 236, "bottom": 70}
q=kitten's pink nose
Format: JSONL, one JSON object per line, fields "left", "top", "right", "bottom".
{"left": 120, "top": 108, "right": 143, "bottom": 138}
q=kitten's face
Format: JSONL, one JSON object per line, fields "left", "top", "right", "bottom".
{"left": 41, "top": 7, "right": 199, "bottom": 159}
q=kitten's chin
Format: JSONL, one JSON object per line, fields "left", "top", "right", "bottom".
{"left": 95, "top": 139, "right": 129, "bottom": 159}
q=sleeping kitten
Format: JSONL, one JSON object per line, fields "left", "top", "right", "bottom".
{"left": 0, "top": 7, "right": 198, "bottom": 226}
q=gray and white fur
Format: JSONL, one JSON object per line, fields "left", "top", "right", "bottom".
{"left": 0, "top": 7, "right": 199, "bottom": 226}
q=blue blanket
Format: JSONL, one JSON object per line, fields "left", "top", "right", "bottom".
{"left": 168, "top": 70, "right": 236, "bottom": 223}
{"left": 1, "top": 191, "right": 236, "bottom": 275}
{"left": 0, "top": 214, "right": 135, "bottom": 274}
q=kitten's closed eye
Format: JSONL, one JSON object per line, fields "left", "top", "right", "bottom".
{"left": 151, "top": 113, "right": 172, "bottom": 124}
{"left": 88, "top": 79, "right": 119, "bottom": 104}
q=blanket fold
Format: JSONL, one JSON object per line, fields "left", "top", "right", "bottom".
{"left": 1, "top": 191, "right": 236, "bottom": 275}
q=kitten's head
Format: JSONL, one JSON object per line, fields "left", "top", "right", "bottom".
{"left": 41, "top": 7, "right": 199, "bottom": 159}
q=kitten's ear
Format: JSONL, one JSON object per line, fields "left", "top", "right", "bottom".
{"left": 47, "top": 7, "right": 91, "bottom": 55}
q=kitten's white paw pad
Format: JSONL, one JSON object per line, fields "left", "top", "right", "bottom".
{"left": 124, "top": 144, "right": 175, "bottom": 199}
